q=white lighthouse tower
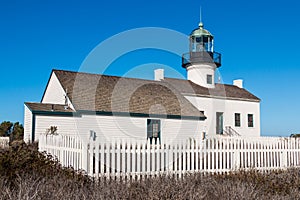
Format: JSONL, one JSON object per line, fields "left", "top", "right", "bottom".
{"left": 182, "top": 22, "right": 221, "bottom": 88}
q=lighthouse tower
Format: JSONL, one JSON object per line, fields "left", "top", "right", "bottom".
{"left": 182, "top": 22, "right": 221, "bottom": 88}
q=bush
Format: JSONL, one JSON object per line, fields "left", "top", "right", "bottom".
{"left": 0, "top": 141, "right": 89, "bottom": 188}
{"left": 0, "top": 142, "right": 300, "bottom": 199}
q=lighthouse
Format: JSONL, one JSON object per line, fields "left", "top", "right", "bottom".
{"left": 182, "top": 22, "right": 221, "bottom": 88}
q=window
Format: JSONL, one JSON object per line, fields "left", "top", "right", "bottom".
{"left": 248, "top": 114, "right": 254, "bottom": 127}
{"left": 234, "top": 113, "right": 241, "bottom": 127}
{"left": 207, "top": 75, "right": 212, "bottom": 84}
{"left": 147, "top": 119, "right": 161, "bottom": 144}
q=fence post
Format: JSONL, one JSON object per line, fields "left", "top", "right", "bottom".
{"left": 279, "top": 138, "right": 287, "bottom": 168}
{"left": 281, "top": 150, "right": 288, "bottom": 168}
{"left": 60, "top": 135, "right": 64, "bottom": 167}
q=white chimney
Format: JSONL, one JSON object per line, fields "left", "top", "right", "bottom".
{"left": 154, "top": 69, "right": 164, "bottom": 81}
{"left": 233, "top": 79, "right": 243, "bottom": 88}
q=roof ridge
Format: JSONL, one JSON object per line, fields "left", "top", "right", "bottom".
{"left": 215, "top": 83, "right": 238, "bottom": 87}
{"left": 53, "top": 69, "right": 164, "bottom": 83}
{"left": 164, "top": 77, "right": 186, "bottom": 81}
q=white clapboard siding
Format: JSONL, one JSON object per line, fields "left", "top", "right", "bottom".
{"left": 0, "top": 137, "right": 9, "bottom": 148}
{"left": 35, "top": 114, "right": 203, "bottom": 144}
{"left": 24, "top": 105, "right": 33, "bottom": 143}
{"left": 185, "top": 96, "right": 260, "bottom": 137}
{"left": 41, "top": 72, "right": 66, "bottom": 105}
{"left": 34, "top": 115, "right": 79, "bottom": 142}
{"left": 39, "top": 135, "right": 300, "bottom": 180}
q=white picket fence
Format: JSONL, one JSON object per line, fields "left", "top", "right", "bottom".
{"left": 0, "top": 137, "right": 9, "bottom": 148}
{"left": 39, "top": 134, "right": 300, "bottom": 179}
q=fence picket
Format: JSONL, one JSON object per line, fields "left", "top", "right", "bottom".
{"left": 178, "top": 142, "right": 182, "bottom": 178}
{"left": 141, "top": 142, "right": 146, "bottom": 179}
{"left": 136, "top": 141, "right": 141, "bottom": 176}
{"left": 95, "top": 140, "right": 99, "bottom": 176}
{"left": 126, "top": 141, "right": 130, "bottom": 180}
{"left": 146, "top": 139, "right": 151, "bottom": 177}
{"left": 156, "top": 140, "right": 160, "bottom": 175}
{"left": 116, "top": 140, "right": 121, "bottom": 180}
{"left": 112, "top": 141, "right": 116, "bottom": 179}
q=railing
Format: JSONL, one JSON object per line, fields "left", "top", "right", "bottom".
{"left": 182, "top": 51, "right": 221, "bottom": 67}
{"left": 224, "top": 126, "right": 241, "bottom": 137}
{"left": 39, "top": 134, "right": 300, "bottom": 180}
{"left": 0, "top": 137, "right": 9, "bottom": 148}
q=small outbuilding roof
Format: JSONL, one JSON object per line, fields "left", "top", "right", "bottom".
{"left": 25, "top": 102, "right": 74, "bottom": 113}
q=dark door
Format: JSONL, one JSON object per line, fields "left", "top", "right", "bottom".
{"left": 216, "top": 112, "right": 224, "bottom": 135}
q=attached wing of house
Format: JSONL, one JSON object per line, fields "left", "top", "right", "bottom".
{"left": 163, "top": 78, "right": 261, "bottom": 137}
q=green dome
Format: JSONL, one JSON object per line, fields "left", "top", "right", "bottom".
{"left": 190, "top": 22, "right": 213, "bottom": 38}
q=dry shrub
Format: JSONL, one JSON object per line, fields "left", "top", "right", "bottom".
{"left": 1, "top": 142, "right": 300, "bottom": 199}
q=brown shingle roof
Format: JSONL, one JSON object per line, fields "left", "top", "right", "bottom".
{"left": 25, "top": 102, "right": 74, "bottom": 112}
{"left": 163, "top": 78, "right": 260, "bottom": 102}
{"left": 53, "top": 70, "right": 205, "bottom": 119}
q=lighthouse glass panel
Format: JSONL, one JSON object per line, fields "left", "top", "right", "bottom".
{"left": 191, "top": 36, "right": 212, "bottom": 52}
{"left": 196, "top": 37, "right": 201, "bottom": 42}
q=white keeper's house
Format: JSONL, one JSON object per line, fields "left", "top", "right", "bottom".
{"left": 24, "top": 22, "right": 260, "bottom": 144}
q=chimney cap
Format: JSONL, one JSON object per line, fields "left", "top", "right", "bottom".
{"left": 154, "top": 69, "right": 164, "bottom": 81}
{"left": 233, "top": 79, "right": 243, "bottom": 88}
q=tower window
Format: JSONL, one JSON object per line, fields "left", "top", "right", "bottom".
{"left": 147, "top": 119, "right": 161, "bottom": 144}
{"left": 248, "top": 114, "right": 254, "bottom": 127}
{"left": 235, "top": 113, "right": 241, "bottom": 127}
{"left": 207, "top": 75, "right": 212, "bottom": 84}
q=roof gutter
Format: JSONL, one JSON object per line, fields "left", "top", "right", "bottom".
{"left": 29, "top": 109, "right": 206, "bottom": 121}
{"left": 182, "top": 93, "right": 261, "bottom": 102}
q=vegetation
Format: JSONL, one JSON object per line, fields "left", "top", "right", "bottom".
{"left": 45, "top": 126, "right": 58, "bottom": 135}
{"left": 0, "top": 121, "right": 24, "bottom": 141}
{"left": 0, "top": 141, "right": 300, "bottom": 199}
{"left": 290, "top": 133, "right": 300, "bottom": 138}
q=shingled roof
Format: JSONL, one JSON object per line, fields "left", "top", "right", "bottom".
{"left": 163, "top": 78, "right": 260, "bottom": 102}
{"left": 52, "top": 70, "right": 205, "bottom": 119}
{"left": 25, "top": 102, "right": 74, "bottom": 113}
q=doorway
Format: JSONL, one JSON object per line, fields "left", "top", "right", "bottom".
{"left": 216, "top": 112, "right": 224, "bottom": 135}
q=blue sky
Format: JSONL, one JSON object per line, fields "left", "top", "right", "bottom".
{"left": 0, "top": 0, "right": 300, "bottom": 136}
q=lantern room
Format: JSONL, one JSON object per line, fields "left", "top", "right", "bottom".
{"left": 182, "top": 22, "right": 221, "bottom": 68}
{"left": 190, "top": 22, "right": 214, "bottom": 52}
